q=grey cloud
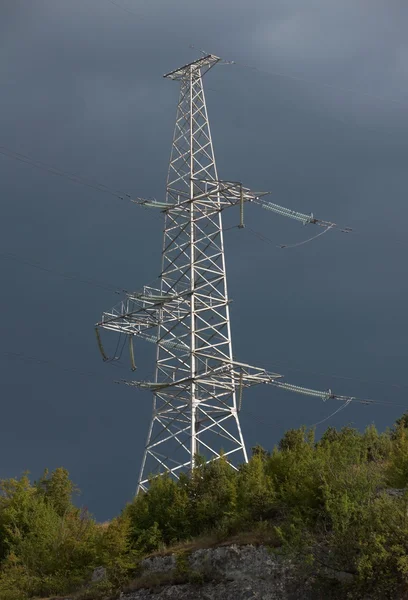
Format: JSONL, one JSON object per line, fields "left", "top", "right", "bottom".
{"left": 0, "top": 0, "right": 407, "bottom": 520}
{"left": 251, "top": 0, "right": 408, "bottom": 119}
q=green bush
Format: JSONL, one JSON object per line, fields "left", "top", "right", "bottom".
{"left": 0, "top": 469, "right": 129, "bottom": 598}
{"left": 3, "top": 413, "right": 408, "bottom": 599}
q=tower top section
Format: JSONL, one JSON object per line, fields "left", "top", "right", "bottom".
{"left": 163, "top": 54, "right": 220, "bottom": 80}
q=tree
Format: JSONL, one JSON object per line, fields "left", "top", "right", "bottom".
{"left": 187, "top": 454, "right": 237, "bottom": 536}
{"left": 35, "top": 467, "right": 78, "bottom": 517}
{"left": 236, "top": 454, "right": 275, "bottom": 523}
{"left": 126, "top": 474, "right": 190, "bottom": 551}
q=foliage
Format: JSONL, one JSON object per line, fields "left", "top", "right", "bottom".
{"left": 35, "top": 466, "right": 78, "bottom": 517}
{"left": 126, "top": 473, "right": 190, "bottom": 550}
{"left": 0, "top": 469, "right": 129, "bottom": 599}
{"left": 388, "top": 419, "right": 408, "bottom": 488}
{"left": 2, "top": 414, "right": 408, "bottom": 598}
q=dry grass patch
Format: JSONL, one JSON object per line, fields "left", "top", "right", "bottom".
{"left": 145, "top": 526, "right": 281, "bottom": 559}
{"left": 123, "top": 570, "right": 189, "bottom": 593}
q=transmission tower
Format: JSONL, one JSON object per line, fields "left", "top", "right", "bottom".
{"left": 96, "top": 54, "right": 355, "bottom": 493}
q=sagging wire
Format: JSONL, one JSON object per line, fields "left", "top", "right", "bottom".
{"left": 109, "top": 332, "right": 125, "bottom": 364}
{"left": 237, "top": 371, "right": 244, "bottom": 412}
{"left": 241, "top": 386, "right": 405, "bottom": 436}
{"left": 95, "top": 327, "right": 126, "bottom": 365}
{"left": 309, "top": 398, "right": 353, "bottom": 428}
{"left": 278, "top": 224, "right": 334, "bottom": 249}
{"left": 241, "top": 398, "right": 353, "bottom": 433}
{"left": 95, "top": 327, "right": 109, "bottom": 362}
{"left": 129, "top": 335, "right": 137, "bottom": 371}
{"left": 117, "top": 332, "right": 129, "bottom": 363}
{"left": 248, "top": 223, "right": 336, "bottom": 251}
{"left": 246, "top": 226, "right": 271, "bottom": 244}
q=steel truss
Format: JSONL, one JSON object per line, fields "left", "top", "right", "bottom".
{"left": 96, "top": 55, "right": 355, "bottom": 493}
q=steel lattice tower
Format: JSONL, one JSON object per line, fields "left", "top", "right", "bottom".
{"left": 96, "top": 55, "right": 354, "bottom": 493}
{"left": 145, "top": 56, "right": 248, "bottom": 482}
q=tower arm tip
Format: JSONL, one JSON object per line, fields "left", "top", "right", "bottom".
{"left": 164, "top": 55, "right": 221, "bottom": 80}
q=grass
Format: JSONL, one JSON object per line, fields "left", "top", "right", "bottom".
{"left": 145, "top": 524, "right": 281, "bottom": 559}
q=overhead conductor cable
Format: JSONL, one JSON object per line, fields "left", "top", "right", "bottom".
{"left": 95, "top": 327, "right": 109, "bottom": 362}
{"left": 129, "top": 335, "right": 137, "bottom": 371}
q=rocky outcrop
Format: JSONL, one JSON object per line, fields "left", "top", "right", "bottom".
{"left": 122, "top": 544, "right": 316, "bottom": 600}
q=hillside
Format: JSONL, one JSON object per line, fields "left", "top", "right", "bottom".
{"left": 1, "top": 415, "right": 408, "bottom": 600}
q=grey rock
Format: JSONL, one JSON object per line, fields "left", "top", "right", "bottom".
{"left": 91, "top": 566, "right": 107, "bottom": 582}
{"left": 123, "top": 544, "right": 312, "bottom": 599}
{"left": 385, "top": 487, "right": 407, "bottom": 498}
{"left": 141, "top": 553, "right": 176, "bottom": 573}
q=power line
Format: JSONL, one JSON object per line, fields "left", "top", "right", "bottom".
{"left": 247, "top": 225, "right": 336, "bottom": 250}
{"left": 1, "top": 247, "right": 407, "bottom": 395}
{"left": 309, "top": 399, "right": 353, "bottom": 428}
{"left": 0, "top": 142, "right": 343, "bottom": 251}
{"left": 95, "top": 52, "right": 401, "bottom": 492}
{"left": 3, "top": 349, "right": 401, "bottom": 445}
{"left": 0, "top": 350, "right": 356, "bottom": 434}
{"left": 0, "top": 250, "right": 128, "bottom": 295}
{"left": 7, "top": 139, "right": 397, "bottom": 259}
{"left": 253, "top": 358, "right": 408, "bottom": 392}
{"left": 239, "top": 61, "right": 406, "bottom": 140}
{"left": 247, "top": 219, "right": 407, "bottom": 254}
{"left": 277, "top": 225, "right": 334, "bottom": 249}
{"left": 106, "top": 0, "right": 143, "bottom": 20}
{"left": 188, "top": 44, "right": 407, "bottom": 124}
{"left": 0, "top": 146, "right": 126, "bottom": 200}
{"left": 247, "top": 221, "right": 348, "bottom": 252}
{"left": 188, "top": 46, "right": 407, "bottom": 144}
{"left": 0, "top": 144, "right": 164, "bottom": 223}
{"left": 241, "top": 388, "right": 404, "bottom": 436}
{"left": 226, "top": 56, "right": 407, "bottom": 110}
{"left": 242, "top": 402, "right": 354, "bottom": 432}
{"left": 3, "top": 45, "right": 404, "bottom": 478}
{"left": 1, "top": 349, "right": 404, "bottom": 412}
{"left": 1, "top": 350, "right": 110, "bottom": 382}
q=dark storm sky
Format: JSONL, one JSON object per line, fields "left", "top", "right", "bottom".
{"left": 1, "top": 0, "right": 407, "bottom": 521}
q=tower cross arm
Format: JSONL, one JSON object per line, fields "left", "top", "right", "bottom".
{"left": 163, "top": 180, "right": 269, "bottom": 216}
{"left": 195, "top": 179, "right": 270, "bottom": 206}
{"left": 163, "top": 54, "right": 221, "bottom": 80}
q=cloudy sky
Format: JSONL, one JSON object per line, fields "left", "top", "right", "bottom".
{"left": 1, "top": 0, "right": 407, "bottom": 520}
